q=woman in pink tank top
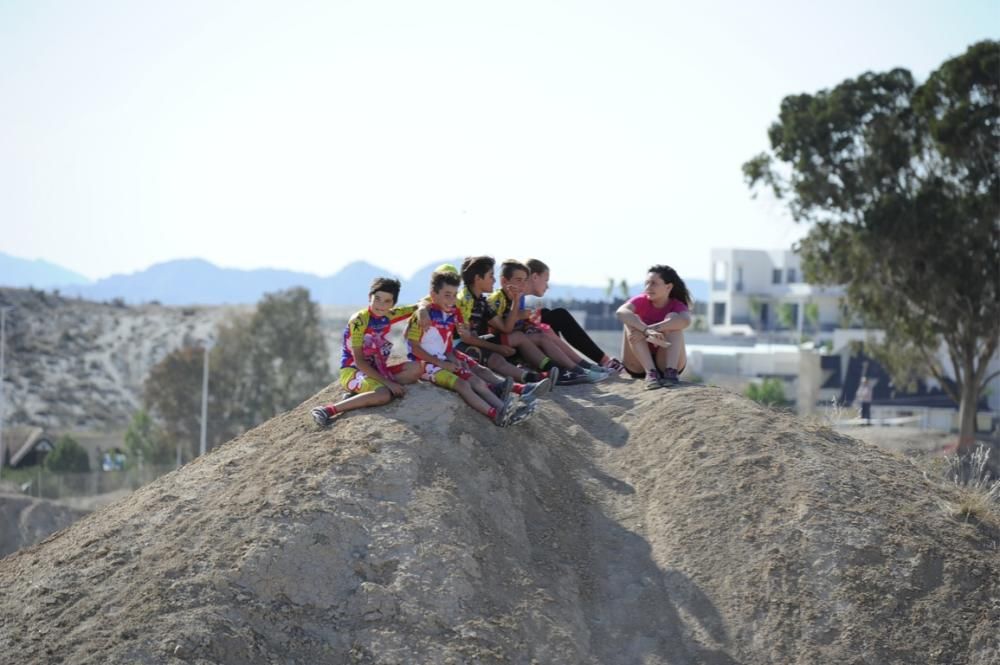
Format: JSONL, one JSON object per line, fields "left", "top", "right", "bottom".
{"left": 616, "top": 264, "right": 693, "bottom": 389}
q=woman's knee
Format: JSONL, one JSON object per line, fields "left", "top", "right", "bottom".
{"left": 625, "top": 328, "right": 646, "bottom": 345}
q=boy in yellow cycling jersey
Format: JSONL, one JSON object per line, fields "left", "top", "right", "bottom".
{"left": 311, "top": 277, "right": 422, "bottom": 427}
{"left": 407, "top": 269, "right": 535, "bottom": 426}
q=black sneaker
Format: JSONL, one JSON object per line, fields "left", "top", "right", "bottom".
{"left": 490, "top": 376, "right": 514, "bottom": 402}
{"left": 659, "top": 367, "right": 680, "bottom": 387}
{"left": 311, "top": 406, "right": 332, "bottom": 427}
{"left": 556, "top": 369, "right": 590, "bottom": 386}
{"left": 522, "top": 370, "right": 542, "bottom": 383}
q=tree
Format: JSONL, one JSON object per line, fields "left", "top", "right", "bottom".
{"left": 249, "top": 288, "right": 331, "bottom": 417}
{"left": 744, "top": 41, "right": 1000, "bottom": 452}
{"left": 124, "top": 409, "right": 172, "bottom": 466}
{"left": 618, "top": 279, "right": 629, "bottom": 301}
{"left": 44, "top": 435, "right": 91, "bottom": 473}
{"left": 144, "top": 345, "right": 205, "bottom": 463}
{"left": 143, "top": 288, "right": 331, "bottom": 462}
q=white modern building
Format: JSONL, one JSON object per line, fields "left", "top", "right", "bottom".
{"left": 708, "top": 249, "right": 845, "bottom": 336}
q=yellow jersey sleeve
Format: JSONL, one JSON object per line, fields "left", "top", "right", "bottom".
{"left": 347, "top": 309, "right": 370, "bottom": 349}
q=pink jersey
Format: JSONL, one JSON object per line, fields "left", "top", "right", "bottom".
{"left": 628, "top": 294, "right": 688, "bottom": 325}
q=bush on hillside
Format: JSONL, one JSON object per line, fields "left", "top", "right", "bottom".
{"left": 44, "top": 435, "right": 91, "bottom": 473}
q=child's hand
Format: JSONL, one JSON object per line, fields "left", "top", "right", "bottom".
{"left": 385, "top": 380, "right": 405, "bottom": 397}
{"left": 440, "top": 360, "right": 459, "bottom": 373}
{"left": 418, "top": 309, "right": 432, "bottom": 330}
{"left": 497, "top": 344, "right": 516, "bottom": 357}
{"left": 530, "top": 307, "right": 542, "bottom": 324}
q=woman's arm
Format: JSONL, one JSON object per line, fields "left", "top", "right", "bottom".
{"left": 616, "top": 301, "right": 648, "bottom": 333}
{"left": 651, "top": 310, "right": 692, "bottom": 332}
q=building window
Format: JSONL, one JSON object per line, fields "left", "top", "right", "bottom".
{"left": 712, "top": 261, "right": 728, "bottom": 291}
{"left": 786, "top": 268, "right": 797, "bottom": 283}
{"left": 735, "top": 266, "right": 744, "bottom": 292}
{"left": 772, "top": 269, "right": 782, "bottom": 284}
{"left": 712, "top": 302, "right": 726, "bottom": 325}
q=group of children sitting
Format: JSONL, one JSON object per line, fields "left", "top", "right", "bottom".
{"left": 311, "top": 257, "right": 693, "bottom": 428}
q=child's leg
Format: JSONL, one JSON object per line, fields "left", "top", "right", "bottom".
{"left": 540, "top": 307, "right": 607, "bottom": 365}
{"left": 392, "top": 361, "right": 423, "bottom": 384}
{"left": 486, "top": 353, "right": 533, "bottom": 381}
{"left": 531, "top": 334, "right": 580, "bottom": 371}
{"left": 314, "top": 368, "right": 394, "bottom": 424}
{"left": 452, "top": 376, "right": 498, "bottom": 417}
{"left": 542, "top": 329, "right": 587, "bottom": 365}
{"left": 329, "top": 387, "right": 393, "bottom": 413}
{"left": 468, "top": 375, "right": 503, "bottom": 409}
{"left": 470, "top": 363, "right": 503, "bottom": 385}
{"left": 507, "top": 332, "right": 552, "bottom": 370}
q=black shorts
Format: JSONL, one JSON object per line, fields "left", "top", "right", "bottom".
{"left": 627, "top": 363, "right": 687, "bottom": 379}
{"left": 454, "top": 334, "right": 499, "bottom": 364}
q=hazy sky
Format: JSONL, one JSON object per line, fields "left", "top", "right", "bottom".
{"left": 2, "top": 1, "right": 996, "bottom": 285}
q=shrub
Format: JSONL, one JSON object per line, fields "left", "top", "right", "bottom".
{"left": 44, "top": 435, "right": 91, "bottom": 473}
{"left": 746, "top": 378, "right": 787, "bottom": 406}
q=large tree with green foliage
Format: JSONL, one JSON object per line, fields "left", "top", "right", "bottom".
{"left": 144, "top": 288, "right": 331, "bottom": 461}
{"left": 744, "top": 41, "right": 999, "bottom": 451}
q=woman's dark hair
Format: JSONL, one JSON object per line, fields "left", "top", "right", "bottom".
{"left": 430, "top": 270, "right": 461, "bottom": 293}
{"left": 648, "top": 264, "right": 692, "bottom": 306}
{"left": 368, "top": 277, "right": 401, "bottom": 303}
{"left": 461, "top": 256, "right": 495, "bottom": 288}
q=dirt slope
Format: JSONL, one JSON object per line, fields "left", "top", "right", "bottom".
{"left": 0, "top": 381, "right": 997, "bottom": 664}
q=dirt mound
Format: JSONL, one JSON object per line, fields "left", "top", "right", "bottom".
{"left": 0, "top": 492, "right": 89, "bottom": 558}
{"left": 0, "top": 381, "right": 997, "bottom": 664}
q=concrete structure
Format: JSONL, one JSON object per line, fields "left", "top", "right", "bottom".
{"left": 708, "top": 249, "right": 844, "bottom": 336}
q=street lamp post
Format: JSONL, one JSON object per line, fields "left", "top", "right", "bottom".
{"left": 0, "top": 307, "right": 11, "bottom": 481}
{"left": 199, "top": 340, "right": 212, "bottom": 457}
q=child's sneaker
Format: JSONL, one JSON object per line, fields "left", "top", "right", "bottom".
{"left": 659, "top": 367, "right": 680, "bottom": 387}
{"left": 644, "top": 371, "right": 662, "bottom": 390}
{"left": 556, "top": 369, "right": 590, "bottom": 386}
{"left": 504, "top": 401, "right": 537, "bottom": 426}
{"left": 490, "top": 376, "right": 514, "bottom": 402}
{"left": 311, "top": 406, "right": 332, "bottom": 427}
{"left": 601, "top": 357, "right": 625, "bottom": 374}
{"left": 519, "top": 377, "right": 551, "bottom": 404}
{"left": 493, "top": 394, "right": 515, "bottom": 426}
{"left": 545, "top": 366, "right": 559, "bottom": 390}
{"left": 586, "top": 367, "right": 611, "bottom": 383}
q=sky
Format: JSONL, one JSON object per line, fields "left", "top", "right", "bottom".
{"left": 1, "top": 1, "right": 997, "bottom": 286}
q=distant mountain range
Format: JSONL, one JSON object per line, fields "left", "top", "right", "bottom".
{"left": 0, "top": 251, "right": 708, "bottom": 305}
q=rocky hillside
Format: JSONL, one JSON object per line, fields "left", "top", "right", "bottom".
{"left": 0, "top": 381, "right": 997, "bottom": 664}
{"left": 0, "top": 288, "right": 353, "bottom": 432}
{"left": 0, "top": 288, "right": 228, "bottom": 431}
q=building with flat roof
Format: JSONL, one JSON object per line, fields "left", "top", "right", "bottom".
{"left": 708, "top": 248, "right": 845, "bottom": 337}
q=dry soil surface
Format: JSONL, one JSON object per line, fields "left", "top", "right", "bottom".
{"left": 1, "top": 380, "right": 998, "bottom": 664}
